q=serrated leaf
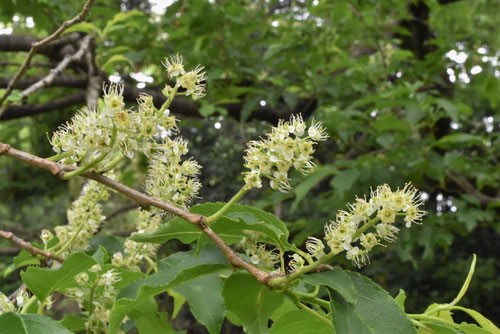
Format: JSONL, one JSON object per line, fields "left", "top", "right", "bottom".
{"left": 0, "top": 313, "right": 71, "bottom": 334}
{"left": 127, "top": 297, "right": 174, "bottom": 334}
{"left": 167, "top": 289, "right": 186, "bottom": 319}
{"left": 328, "top": 271, "right": 416, "bottom": 334}
{"left": 109, "top": 245, "right": 229, "bottom": 334}
{"left": 92, "top": 245, "right": 109, "bottom": 266}
{"left": 13, "top": 250, "right": 40, "bottom": 269}
{"left": 269, "top": 310, "right": 334, "bottom": 334}
{"left": 59, "top": 314, "right": 87, "bottom": 332}
{"left": 174, "top": 274, "right": 226, "bottom": 334}
{"left": 302, "top": 268, "right": 358, "bottom": 304}
{"left": 223, "top": 272, "right": 284, "bottom": 334}
{"left": 21, "top": 252, "right": 96, "bottom": 302}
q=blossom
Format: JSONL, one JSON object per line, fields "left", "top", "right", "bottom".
{"left": 163, "top": 54, "right": 185, "bottom": 78}
{"left": 243, "top": 114, "right": 328, "bottom": 192}
{"left": 321, "top": 183, "right": 426, "bottom": 267}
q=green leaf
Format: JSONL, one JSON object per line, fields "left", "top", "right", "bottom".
{"left": 92, "top": 245, "right": 109, "bottom": 266}
{"left": 6, "top": 90, "right": 22, "bottom": 102}
{"left": 63, "top": 22, "right": 102, "bottom": 39}
{"left": 101, "top": 55, "right": 135, "bottom": 72}
{"left": 223, "top": 272, "right": 284, "bottom": 334}
{"left": 127, "top": 297, "right": 174, "bottom": 334}
{"left": 59, "top": 314, "right": 87, "bottom": 332}
{"left": 0, "top": 313, "right": 71, "bottom": 334}
{"left": 417, "top": 322, "right": 462, "bottom": 334}
{"left": 291, "top": 167, "right": 337, "bottom": 213}
{"left": 454, "top": 307, "right": 500, "bottom": 333}
{"left": 13, "top": 250, "right": 40, "bottom": 269}
{"left": 174, "top": 274, "right": 225, "bottom": 334}
{"left": 331, "top": 168, "right": 360, "bottom": 196}
{"left": 103, "top": 10, "right": 145, "bottom": 36}
{"left": 167, "top": 289, "right": 186, "bottom": 319}
{"left": 131, "top": 206, "right": 212, "bottom": 244}
{"left": 269, "top": 309, "right": 334, "bottom": 333}
{"left": 328, "top": 271, "right": 416, "bottom": 334}
{"left": 394, "top": 289, "right": 406, "bottom": 311}
{"left": 302, "top": 268, "right": 358, "bottom": 304}
{"left": 458, "top": 323, "right": 495, "bottom": 334}
{"left": 372, "top": 113, "right": 411, "bottom": 132}
{"left": 434, "top": 134, "right": 483, "bottom": 148}
{"left": 109, "top": 245, "right": 229, "bottom": 334}
{"left": 21, "top": 252, "right": 96, "bottom": 302}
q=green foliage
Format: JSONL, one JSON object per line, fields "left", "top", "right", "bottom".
{"left": 0, "top": 313, "right": 71, "bottom": 334}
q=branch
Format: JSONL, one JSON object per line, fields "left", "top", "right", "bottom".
{"left": 0, "top": 75, "right": 87, "bottom": 90}
{"left": 0, "top": 142, "right": 270, "bottom": 284}
{"left": 20, "top": 35, "right": 93, "bottom": 99}
{"left": 446, "top": 171, "right": 500, "bottom": 205}
{"left": 0, "top": 0, "right": 95, "bottom": 109}
{"left": 0, "top": 92, "right": 86, "bottom": 121}
{"left": 0, "top": 229, "right": 64, "bottom": 263}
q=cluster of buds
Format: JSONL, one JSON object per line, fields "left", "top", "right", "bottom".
{"left": 112, "top": 210, "right": 161, "bottom": 271}
{"left": 243, "top": 114, "right": 328, "bottom": 192}
{"left": 305, "top": 183, "right": 426, "bottom": 268}
{"left": 65, "top": 265, "right": 120, "bottom": 331}
{"left": 41, "top": 178, "right": 111, "bottom": 257}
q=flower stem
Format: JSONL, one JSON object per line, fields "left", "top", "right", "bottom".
{"left": 159, "top": 83, "right": 180, "bottom": 115}
{"left": 206, "top": 187, "right": 248, "bottom": 225}
{"left": 45, "top": 151, "right": 72, "bottom": 161}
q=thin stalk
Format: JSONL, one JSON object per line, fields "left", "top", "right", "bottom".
{"left": 351, "top": 217, "right": 379, "bottom": 241}
{"left": 62, "top": 125, "right": 117, "bottom": 180}
{"left": 45, "top": 151, "right": 72, "bottom": 161}
{"left": 159, "top": 83, "right": 180, "bottom": 115}
{"left": 287, "top": 289, "right": 331, "bottom": 310}
{"left": 100, "top": 153, "right": 124, "bottom": 172}
{"left": 206, "top": 187, "right": 248, "bottom": 224}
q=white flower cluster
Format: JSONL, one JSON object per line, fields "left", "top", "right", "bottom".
{"left": 305, "top": 183, "right": 426, "bottom": 267}
{"left": 112, "top": 210, "right": 161, "bottom": 272}
{"left": 40, "top": 179, "right": 111, "bottom": 257}
{"left": 243, "top": 115, "right": 328, "bottom": 192}
{"left": 65, "top": 265, "right": 120, "bottom": 332}
{"left": 49, "top": 55, "right": 206, "bottom": 172}
{"left": 145, "top": 139, "right": 202, "bottom": 212}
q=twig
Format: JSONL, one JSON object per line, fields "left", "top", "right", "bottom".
{"left": 0, "top": 230, "right": 64, "bottom": 263}
{"left": 0, "top": 91, "right": 86, "bottom": 121}
{"left": 19, "top": 35, "right": 93, "bottom": 99}
{"left": 0, "top": 0, "right": 95, "bottom": 111}
{"left": 0, "top": 142, "right": 270, "bottom": 284}
{"left": 446, "top": 171, "right": 500, "bottom": 205}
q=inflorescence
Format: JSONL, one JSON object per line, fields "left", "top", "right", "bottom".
{"left": 243, "top": 114, "right": 328, "bottom": 192}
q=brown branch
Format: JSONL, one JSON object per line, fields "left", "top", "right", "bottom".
{"left": 20, "top": 35, "right": 93, "bottom": 99}
{"left": 0, "top": 92, "right": 86, "bottom": 121}
{"left": 0, "top": 142, "right": 270, "bottom": 284}
{"left": 0, "top": 230, "right": 64, "bottom": 263}
{"left": 0, "top": 75, "right": 87, "bottom": 90}
{"left": 0, "top": 0, "right": 95, "bottom": 110}
{"left": 446, "top": 171, "right": 500, "bottom": 205}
